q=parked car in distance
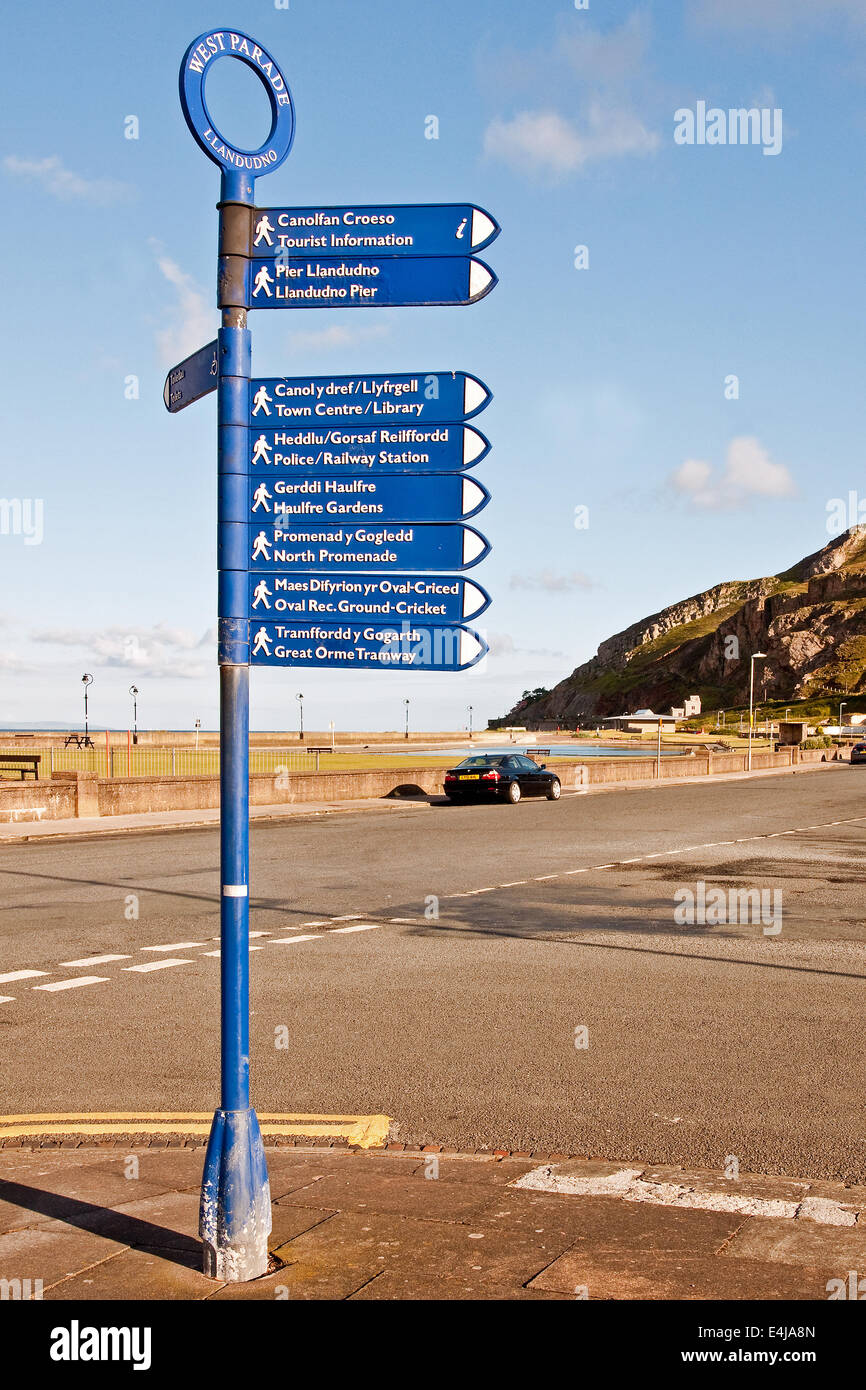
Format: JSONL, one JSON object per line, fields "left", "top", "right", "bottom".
{"left": 851, "top": 742, "right": 866, "bottom": 764}
{"left": 443, "top": 753, "right": 561, "bottom": 804}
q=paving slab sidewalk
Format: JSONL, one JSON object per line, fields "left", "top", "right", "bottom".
{"left": 0, "top": 1146, "right": 862, "bottom": 1301}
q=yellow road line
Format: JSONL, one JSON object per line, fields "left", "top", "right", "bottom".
{"left": 0, "top": 1111, "right": 391, "bottom": 1150}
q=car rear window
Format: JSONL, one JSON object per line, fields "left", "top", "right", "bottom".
{"left": 457, "top": 756, "right": 505, "bottom": 768}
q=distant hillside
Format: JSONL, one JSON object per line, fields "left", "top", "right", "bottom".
{"left": 500, "top": 529, "right": 866, "bottom": 726}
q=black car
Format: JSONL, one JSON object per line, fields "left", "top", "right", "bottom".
{"left": 443, "top": 753, "right": 561, "bottom": 804}
{"left": 851, "top": 742, "right": 866, "bottom": 764}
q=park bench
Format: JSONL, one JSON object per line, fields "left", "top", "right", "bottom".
{"left": 306, "top": 745, "right": 333, "bottom": 770}
{"left": 64, "top": 734, "right": 94, "bottom": 749}
{"left": 0, "top": 753, "right": 41, "bottom": 781}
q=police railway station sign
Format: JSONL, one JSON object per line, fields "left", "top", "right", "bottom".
{"left": 169, "top": 28, "right": 498, "bottom": 673}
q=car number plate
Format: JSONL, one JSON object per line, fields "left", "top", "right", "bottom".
{"left": 458, "top": 774, "right": 479, "bottom": 780}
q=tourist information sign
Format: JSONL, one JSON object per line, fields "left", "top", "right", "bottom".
{"left": 172, "top": 23, "right": 498, "bottom": 1286}
{"left": 252, "top": 203, "right": 500, "bottom": 256}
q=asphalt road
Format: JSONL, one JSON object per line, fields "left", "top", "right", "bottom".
{"left": 1, "top": 765, "right": 864, "bottom": 1181}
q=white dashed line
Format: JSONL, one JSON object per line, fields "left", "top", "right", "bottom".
{"left": 60, "top": 954, "right": 131, "bottom": 967}
{"left": 300, "top": 921, "right": 329, "bottom": 926}
{"left": 0, "top": 969, "right": 48, "bottom": 984}
{"left": 498, "top": 881, "right": 528, "bottom": 887}
{"left": 390, "top": 917, "right": 416, "bottom": 923}
{"left": 0, "top": 996, "right": 15, "bottom": 1004}
{"left": 33, "top": 976, "right": 109, "bottom": 992}
{"left": 123, "top": 959, "right": 193, "bottom": 973}
{"left": 330, "top": 924, "right": 382, "bottom": 934}
{"left": 202, "top": 947, "right": 264, "bottom": 957}
{"left": 140, "top": 942, "right": 207, "bottom": 952}
{"left": 270, "top": 935, "right": 322, "bottom": 945}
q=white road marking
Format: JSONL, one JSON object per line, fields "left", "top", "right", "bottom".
{"left": 300, "top": 921, "right": 329, "bottom": 927}
{"left": 270, "top": 935, "right": 322, "bottom": 944}
{"left": 441, "top": 814, "right": 866, "bottom": 903}
{"left": 140, "top": 942, "right": 207, "bottom": 952}
{"left": 0, "top": 969, "right": 48, "bottom": 984}
{"left": 0, "top": 996, "right": 15, "bottom": 1004}
{"left": 33, "top": 976, "right": 109, "bottom": 992}
{"left": 330, "top": 924, "right": 382, "bottom": 934}
{"left": 331, "top": 914, "right": 363, "bottom": 921}
{"left": 60, "top": 954, "right": 131, "bottom": 967}
{"left": 249, "top": 932, "right": 271, "bottom": 938}
{"left": 202, "top": 947, "right": 264, "bottom": 957}
{"left": 123, "top": 959, "right": 193, "bottom": 973}
{"left": 389, "top": 917, "right": 416, "bottom": 923}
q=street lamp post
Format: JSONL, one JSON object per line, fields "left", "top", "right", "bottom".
{"left": 748, "top": 653, "right": 767, "bottom": 771}
{"left": 468, "top": 704, "right": 473, "bottom": 739}
{"left": 129, "top": 685, "right": 139, "bottom": 745}
{"left": 81, "top": 673, "right": 93, "bottom": 747}
{"left": 296, "top": 692, "right": 304, "bottom": 742}
{"left": 839, "top": 702, "right": 847, "bottom": 743}
{"left": 404, "top": 698, "right": 410, "bottom": 741}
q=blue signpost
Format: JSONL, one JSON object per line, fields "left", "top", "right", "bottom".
{"left": 172, "top": 25, "right": 497, "bottom": 1282}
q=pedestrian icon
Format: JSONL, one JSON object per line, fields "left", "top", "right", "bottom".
{"left": 252, "top": 531, "right": 271, "bottom": 561}
{"left": 252, "top": 385, "right": 272, "bottom": 416}
{"left": 252, "top": 579, "right": 272, "bottom": 609}
{"left": 253, "top": 214, "right": 275, "bottom": 247}
{"left": 252, "top": 626, "right": 272, "bottom": 656}
{"left": 251, "top": 482, "right": 271, "bottom": 512}
{"left": 252, "top": 265, "right": 274, "bottom": 298}
{"left": 251, "top": 434, "right": 272, "bottom": 464}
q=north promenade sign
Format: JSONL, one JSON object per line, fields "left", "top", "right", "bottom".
{"left": 168, "top": 26, "right": 498, "bottom": 1284}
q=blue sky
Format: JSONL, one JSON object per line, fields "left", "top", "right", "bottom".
{"left": 2, "top": 0, "right": 865, "bottom": 731}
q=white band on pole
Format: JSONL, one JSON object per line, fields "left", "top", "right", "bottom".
{"left": 222, "top": 885, "right": 249, "bottom": 897}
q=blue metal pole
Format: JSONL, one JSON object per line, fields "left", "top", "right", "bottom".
{"left": 199, "top": 165, "right": 271, "bottom": 1281}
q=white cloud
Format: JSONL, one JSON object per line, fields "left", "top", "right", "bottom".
{"left": 150, "top": 245, "right": 216, "bottom": 368}
{"left": 484, "top": 104, "right": 658, "bottom": 179}
{"left": 32, "top": 624, "right": 213, "bottom": 680}
{"left": 510, "top": 570, "right": 594, "bottom": 593}
{"left": 669, "top": 436, "right": 796, "bottom": 509}
{"left": 3, "top": 155, "right": 132, "bottom": 204}
{"left": 284, "top": 322, "right": 390, "bottom": 353}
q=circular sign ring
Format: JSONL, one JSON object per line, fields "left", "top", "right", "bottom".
{"left": 179, "top": 30, "right": 295, "bottom": 177}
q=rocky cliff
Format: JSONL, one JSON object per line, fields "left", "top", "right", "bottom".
{"left": 502, "top": 529, "right": 866, "bottom": 726}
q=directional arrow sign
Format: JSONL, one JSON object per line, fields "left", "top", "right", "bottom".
{"left": 250, "top": 474, "right": 489, "bottom": 524}
{"left": 249, "top": 620, "right": 487, "bottom": 671}
{"left": 249, "top": 372, "right": 491, "bottom": 424}
{"left": 249, "top": 421, "right": 490, "bottom": 473}
{"left": 252, "top": 204, "right": 500, "bottom": 257}
{"left": 248, "top": 522, "right": 489, "bottom": 572}
{"left": 163, "top": 339, "right": 218, "bottom": 413}
{"left": 248, "top": 573, "right": 491, "bottom": 623}
{"left": 247, "top": 256, "right": 496, "bottom": 308}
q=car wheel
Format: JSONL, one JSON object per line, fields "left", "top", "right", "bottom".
{"left": 506, "top": 780, "right": 521, "bottom": 803}
{"left": 546, "top": 779, "right": 561, "bottom": 801}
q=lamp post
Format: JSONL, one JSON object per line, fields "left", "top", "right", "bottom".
{"left": 404, "top": 698, "right": 410, "bottom": 741}
{"left": 129, "top": 685, "right": 139, "bottom": 745}
{"left": 839, "top": 701, "right": 847, "bottom": 742}
{"left": 296, "top": 692, "right": 304, "bottom": 742}
{"left": 81, "top": 673, "right": 93, "bottom": 746}
{"left": 748, "top": 653, "right": 767, "bottom": 771}
{"left": 195, "top": 718, "right": 201, "bottom": 751}
{"left": 468, "top": 704, "right": 473, "bottom": 739}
